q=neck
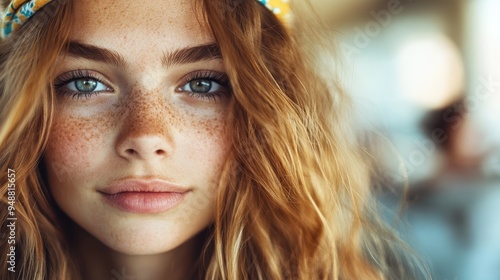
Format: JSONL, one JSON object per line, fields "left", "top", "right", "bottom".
{"left": 65, "top": 220, "right": 207, "bottom": 280}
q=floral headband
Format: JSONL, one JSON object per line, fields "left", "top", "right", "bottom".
{"left": 1, "top": 0, "right": 291, "bottom": 38}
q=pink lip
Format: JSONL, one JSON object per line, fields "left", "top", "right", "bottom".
{"left": 99, "top": 179, "right": 191, "bottom": 214}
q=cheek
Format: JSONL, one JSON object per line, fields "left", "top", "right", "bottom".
{"left": 179, "top": 110, "right": 231, "bottom": 178}
{"left": 190, "top": 117, "right": 228, "bottom": 153}
{"left": 188, "top": 100, "right": 230, "bottom": 141}
{"left": 44, "top": 113, "right": 112, "bottom": 184}
{"left": 175, "top": 116, "right": 230, "bottom": 223}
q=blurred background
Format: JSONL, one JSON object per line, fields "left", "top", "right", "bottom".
{"left": 311, "top": 0, "right": 500, "bottom": 279}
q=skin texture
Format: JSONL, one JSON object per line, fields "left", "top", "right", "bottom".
{"left": 43, "top": 0, "right": 231, "bottom": 278}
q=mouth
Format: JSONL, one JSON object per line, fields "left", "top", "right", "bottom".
{"left": 99, "top": 178, "right": 191, "bottom": 214}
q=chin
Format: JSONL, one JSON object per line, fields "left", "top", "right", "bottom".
{"left": 88, "top": 218, "right": 208, "bottom": 256}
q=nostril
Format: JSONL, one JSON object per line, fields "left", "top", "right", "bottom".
{"left": 116, "top": 136, "right": 172, "bottom": 160}
{"left": 155, "top": 149, "right": 167, "bottom": 156}
{"left": 125, "top": 149, "right": 136, "bottom": 155}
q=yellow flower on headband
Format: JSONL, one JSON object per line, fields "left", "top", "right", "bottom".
{"left": 1, "top": 0, "right": 291, "bottom": 38}
{"left": 257, "top": 0, "right": 291, "bottom": 21}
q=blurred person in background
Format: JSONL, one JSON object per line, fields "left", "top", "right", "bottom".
{"left": 327, "top": 0, "right": 500, "bottom": 279}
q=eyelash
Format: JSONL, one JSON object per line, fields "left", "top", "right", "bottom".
{"left": 177, "top": 70, "right": 230, "bottom": 102}
{"left": 54, "top": 70, "right": 231, "bottom": 101}
{"left": 54, "top": 69, "right": 110, "bottom": 99}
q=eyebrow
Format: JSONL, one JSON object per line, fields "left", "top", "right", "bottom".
{"left": 64, "top": 41, "right": 222, "bottom": 68}
{"left": 162, "top": 43, "right": 222, "bottom": 68}
{"left": 65, "top": 41, "right": 126, "bottom": 68}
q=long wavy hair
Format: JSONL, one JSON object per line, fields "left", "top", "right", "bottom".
{"left": 0, "top": 0, "right": 427, "bottom": 279}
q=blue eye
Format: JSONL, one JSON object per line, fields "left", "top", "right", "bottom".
{"left": 180, "top": 79, "right": 224, "bottom": 94}
{"left": 66, "top": 78, "right": 109, "bottom": 93}
{"left": 54, "top": 70, "right": 112, "bottom": 99}
{"left": 176, "top": 71, "right": 230, "bottom": 102}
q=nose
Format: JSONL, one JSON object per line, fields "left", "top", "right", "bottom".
{"left": 115, "top": 96, "right": 174, "bottom": 161}
{"left": 117, "top": 135, "right": 170, "bottom": 160}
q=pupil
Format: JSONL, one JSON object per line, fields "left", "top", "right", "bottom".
{"left": 190, "top": 79, "right": 212, "bottom": 93}
{"left": 76, "top": 79, "right": 98, "bottom": 92}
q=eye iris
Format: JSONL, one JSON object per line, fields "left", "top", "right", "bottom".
{"left": 190, "top": 79, "right": 212, "bottom": 93}
{"left": 75, "top": 79, "right": 98, "bottom": 92}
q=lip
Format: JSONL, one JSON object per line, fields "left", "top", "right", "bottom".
{"left": 99, "top": 178, "right": 191, "bottom": 214}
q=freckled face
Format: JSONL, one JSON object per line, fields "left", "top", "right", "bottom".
{"left": 43, "top": 0, "right": 231, "bottom": 254}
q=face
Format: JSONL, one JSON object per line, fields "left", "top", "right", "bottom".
{"left": 43, "top": 0, "right": 231, "bottom": 255}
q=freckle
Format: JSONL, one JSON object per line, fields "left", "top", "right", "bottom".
{"left": 47, "top": 113, "right": 107, "bottom": 171}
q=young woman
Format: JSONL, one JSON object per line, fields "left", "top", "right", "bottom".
{"left": 0, "top": 0, "right": 425, "bottom": 279}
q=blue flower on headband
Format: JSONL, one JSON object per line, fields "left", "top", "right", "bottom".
{"left": 19, "top": 2, "right": 35, "bottom": 18}
{"left": 2, "top": 23, "right": 13, "bottom": 37}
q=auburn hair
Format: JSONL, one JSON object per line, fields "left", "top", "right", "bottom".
{"left": 0, "top": 0, "right": 427, "bottom": 279}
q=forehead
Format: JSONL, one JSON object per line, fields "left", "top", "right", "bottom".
{"left": 70, "top": 0, "right": 212, "bottom": 52}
